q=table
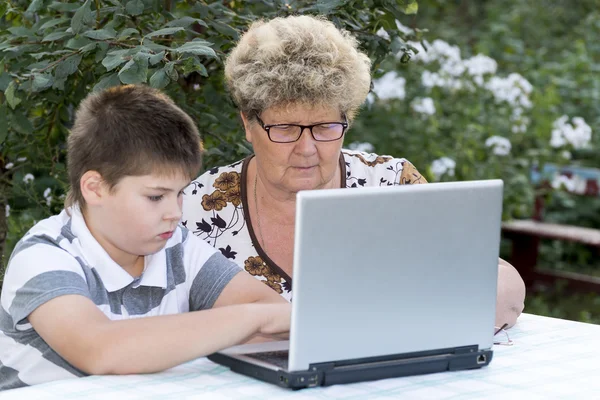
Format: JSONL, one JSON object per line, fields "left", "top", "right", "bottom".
{"left": 2, "top": 313, "right": 599, "bottom": 399}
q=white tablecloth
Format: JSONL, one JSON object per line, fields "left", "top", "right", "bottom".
{"left": 2, "top": 313, "right": 599, "bottom": 399}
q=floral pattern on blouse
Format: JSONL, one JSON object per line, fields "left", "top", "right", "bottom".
{"left": 182, "top": 150, "right": 427, "bottom": 302}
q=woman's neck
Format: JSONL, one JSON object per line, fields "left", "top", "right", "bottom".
{"left": 251, "top": 158, "right": 341, "bottom": 224}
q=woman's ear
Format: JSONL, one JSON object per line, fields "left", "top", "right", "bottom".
{"left": 80, "top": 171, "right": 107, "bottom": 206}
{"left": 240, "top": 112, "right": 253, "bottom": 143}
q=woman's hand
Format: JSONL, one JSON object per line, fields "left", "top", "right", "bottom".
{"left": 496, "top": 258, "right": 526, "bottom": 328}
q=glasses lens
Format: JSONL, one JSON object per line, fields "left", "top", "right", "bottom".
{"left": 269, "top": 125, "right": 302, "bottom": 143}
{"left": 312, "top": 123, "right": 345, "bottom": 141}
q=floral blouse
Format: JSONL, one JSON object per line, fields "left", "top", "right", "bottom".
{"left": 181, "top": 149, "right": 427, "bottom": 302}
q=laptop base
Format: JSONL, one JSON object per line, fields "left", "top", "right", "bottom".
{"left": 208, "top": 345, "right": 492, "bottom": 390}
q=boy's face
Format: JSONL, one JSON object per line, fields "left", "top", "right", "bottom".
{"left": 88, "top": 171, "right": 190, "bottom": 265}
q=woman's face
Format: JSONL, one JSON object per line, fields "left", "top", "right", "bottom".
{"left": 243, "top": 104, "right": 345, "bottom": 195}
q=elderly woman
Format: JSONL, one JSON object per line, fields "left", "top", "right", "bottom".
{"left": 182, "top": 15, "right": 525, "bottom": 327}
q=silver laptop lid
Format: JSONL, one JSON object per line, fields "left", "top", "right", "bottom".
{"left": 289, "top": 180, "right": 503, "bottom": 371}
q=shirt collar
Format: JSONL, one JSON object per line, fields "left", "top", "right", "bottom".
{"left": 69, "top": 205, "right": 171, "bottom": 292}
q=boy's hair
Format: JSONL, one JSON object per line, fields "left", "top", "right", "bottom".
{"left": 66, "top": 85, "right": 203, "bottom": 209}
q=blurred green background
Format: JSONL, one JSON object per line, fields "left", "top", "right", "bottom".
{"left": 1, "top": 0, "right": 598, "bottom": 323}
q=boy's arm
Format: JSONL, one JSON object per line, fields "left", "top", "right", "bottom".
{"left": 212, "top": 270, "right": 287, "bottom": 307}
{"left": 28, "top": 289, "right": 290, "bottom": 375}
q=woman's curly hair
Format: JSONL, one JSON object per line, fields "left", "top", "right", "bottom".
{"left": 224, "top": 15, "right": 372, "bottom": 120}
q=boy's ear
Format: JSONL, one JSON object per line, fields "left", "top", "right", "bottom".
{"left": 80, "top": 171, "right": 108, "bottom": 206}
{"left": 240, "top": 112, "right": 253, "bottom": 143}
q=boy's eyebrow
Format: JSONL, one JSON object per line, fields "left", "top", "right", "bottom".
{"left": 145, "top": 186, "right": 175, "bottom": 192}
{"left": 145, "top": 183, "right": 191, "bottom": 192}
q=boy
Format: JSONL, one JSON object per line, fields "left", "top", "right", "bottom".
{"left": 0, "top": 85, "right": 290, "bottom": 391}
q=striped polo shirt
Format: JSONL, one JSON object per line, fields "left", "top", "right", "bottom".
{"left": 0, "top": 206, "right": 241, "bottom": 391}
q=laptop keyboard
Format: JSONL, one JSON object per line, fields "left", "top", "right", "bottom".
{"left": 246, "top": 350, "right": 289, "bottom": 369}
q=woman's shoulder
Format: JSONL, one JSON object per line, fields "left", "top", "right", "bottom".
{"left": 191, "top": 158, "right": 245, "bottom": 188}
{"left": 341, "top": 149, "right": 427, "bottom": 186}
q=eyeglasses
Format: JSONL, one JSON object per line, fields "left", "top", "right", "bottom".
{"left": 254, "top": 113, "right": 348, "bottom": 143}
{"left": 493, "top": 323, "right": 513, "bottom": 346}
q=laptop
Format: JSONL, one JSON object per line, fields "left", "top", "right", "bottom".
{"left": 208, "top": 180, "right": 503, "bottom": 389}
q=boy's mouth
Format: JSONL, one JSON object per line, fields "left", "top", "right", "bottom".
{"left": 159, "top": 231, "right": 174, "bottom": 240}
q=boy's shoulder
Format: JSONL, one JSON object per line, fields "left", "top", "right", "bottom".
{"left": 11, "top": 209, "right": 76, "bottom": 259}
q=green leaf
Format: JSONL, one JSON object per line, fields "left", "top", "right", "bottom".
{"left": 0, "top": 3, "right": 7, "bottom": 18}
{"left": 0, "top": 104, "right": 8, "bottom": 143}
{"left": 182, "top": 56, "right": 208, "bottom": 77}
{"left": 42, "top": 31, "right": 73, "bottom": 42}
{"left": 125, "top": 0, "right": 144, "bottom": 16}
{"left": 144, "top": 27, "right": 185, "bottom": 38}
{"left": 398, "top": 0, "right": 418, "bottom": 15}
{"left": 72, "top": 0, "right": 92, "bottom": 35}
{"left": 55, "top": 54, "right": 83, "bottom": 78}
{"left": 53, "top": 77, "right": 67, "bottom": 91}
{"left": 80, "top": 42, "right": 98, "bottom": 53}
{"left": 49, "top": 2, "right": 81, "bottom": 12}
{"left": 95, "top": 42, "right": 110, "bottom": 63}
{"left": 174, "top": 40, "right": 217, "bottom": 58}
{"left": 315, "top": 0, "right": 346, "bottom": 14}
{"left": 66, "top": 37, "right": 93, "bottom": 50}
{"left": 118, "top": 57, "right": 149, "bottom": 84}
{"left": 40, "top": 18, "right": 70, "bottom": 30}
{"left": 118, "top": 28, "right": 140, "bottom": 40}
{"left": 8, "top": 27, "right": 34, "bottom": 37}
{"left": 5, "top": 81, "right": 21, "bottom": 110}
{"left": 210, "top": 21, "right": 238, "bottom": 39}
{"left": 84, "top": 29, "right": 117, "bottom": 40}
{"left": 32, "top": 73, "right": 54, "bottom": 92}
{"left": 11, "top": 110, "right": 34, "bottom": 135}
{"left": 165, "top": 17, "right": 208, "bottom": 28}
{"left": 164, "top": 62, "right": 178, "bottom": 81}
{"left": 26, "top": 0, "right": 44, "bottom": 14}
{"left": 149, "top": 68, "right": 170, "bottom": 89}
{"left": 149, "top": 51, "right": 165, "bottom": 66}
{"left": 93, "top": 73, "right": 121, "bottom": 92}
{"left": 102, "top": 50, "right": 132, "bottom": 71}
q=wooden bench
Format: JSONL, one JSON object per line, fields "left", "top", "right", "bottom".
{"left": 502, "top": 164, "right": 600, "bottom": 293}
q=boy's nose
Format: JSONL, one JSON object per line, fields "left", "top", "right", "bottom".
{"left": 164, "top": 199, "right": 183, "bottom": 221}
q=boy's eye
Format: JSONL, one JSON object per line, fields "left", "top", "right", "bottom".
{"left": 148, "top": 195, "right": 163, "bottom": 202}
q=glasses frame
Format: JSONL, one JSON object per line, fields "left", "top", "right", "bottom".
{"left": 254, "top": 113, "right": 348, "bottom": 143}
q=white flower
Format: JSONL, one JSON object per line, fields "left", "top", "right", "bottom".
{"left": 5, "top": 204, "right": 9, "bottom": 217}
{"left": 411, "top": 97, "right": 436, "bottom": 115}
{"left": 395, "top": 20, "right": 413, "bottom": 35}
{"left": 23, "top": 174, "right": 35, "bottom": 184}
{"left": 17, "top": 157, "right": 27, "bottom": 162}
{"left": 376, "top": 27, "right": 390, "bottom": 41}
{"left": 551, "top": 175, "right": 577, "bottom": 192}
{"left": 511, "top": 124, "right": 528, "bottom": 134}
{"left": 463, "top": 54, "right": 497, "bottom": 78}
{"left": 192, "top": 84, "right": 200, "bottom": 91}
{"left": 486, "top": 73, "right": 533, "bottom": 109}
{"left": 431, "top": 157, "right": 456, "bottom": 181}
{"left": 43, "top": 188, "right": 53, "bottom": 206}
{"left": 550, "top": 115, "right": 592, "bottom": 149}
{"left": 5, "top": 162, "right": 14, "bottom": 169}
{"left": 485, "top": 136, "right": 512, "bottom": 156}
{"left": 372, "top": 71, "right": 406, "bottom": 100}
{"left": 347, "top": 142, "right": 375, "bottom": 153}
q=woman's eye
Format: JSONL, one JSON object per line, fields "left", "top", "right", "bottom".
{"left": 148, "top": 195, "right": 163, "bottom": 202}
